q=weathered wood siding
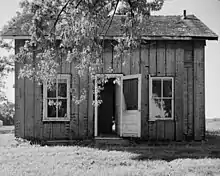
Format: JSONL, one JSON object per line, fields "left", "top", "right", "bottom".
{"left": 15, "top": 39, "right": 206, "bottom": 141}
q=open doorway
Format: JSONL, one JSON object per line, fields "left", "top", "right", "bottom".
{"left": 94, "top": 74, "right": 122, "bottom": 137}
{"left": 98, "top": 78, "right": 116, "bottom": 136}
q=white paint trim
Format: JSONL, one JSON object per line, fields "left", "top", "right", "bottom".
{"left": 43, "top": 74, "right": 71, "bottom": 122}
{"left": 149, "top": 76, "right": 174, "bottom": 121}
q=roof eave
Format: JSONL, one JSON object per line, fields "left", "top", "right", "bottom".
{"left": 1, "top": 35, "right": 31, "bottom": 39}
{"left": 1, "top": 35, "right": 218, "bottom": 41}
{"left": 191, "top": 36, "right": 218, "bottom": 41}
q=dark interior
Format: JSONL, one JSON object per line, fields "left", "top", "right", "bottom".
{"left": 98, "top": 78, "right": 116, "bottom": 136}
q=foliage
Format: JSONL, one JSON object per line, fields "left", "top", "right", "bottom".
{"left": 0, "top": 101, "right": 15, "bottom": 125}
{"left": 2, "top": 0, "right": 165, "bottom": 104}
{"left": 0, "top": 40, "right": 14, "bottom": 102}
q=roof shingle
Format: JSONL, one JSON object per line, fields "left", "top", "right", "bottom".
{"left": 1, "top": 14, "right": 218, "bottom": 40}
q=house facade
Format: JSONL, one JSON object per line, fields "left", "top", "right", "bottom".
{"left": 1, "top": 13, "right": 218, "bottom": 141}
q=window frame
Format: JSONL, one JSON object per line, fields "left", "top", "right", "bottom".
{"left": 149, "top": 76, "right": 174, "bottom": 121}
{"left": 43, "top": 74, "right": 71, "bottom": 122}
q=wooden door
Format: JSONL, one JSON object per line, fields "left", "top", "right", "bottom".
{"left": 115, "top": 82, "right": 121, "bottom": 136}
{"left": 120, "top": 74, "right": 142, "bottom": 137}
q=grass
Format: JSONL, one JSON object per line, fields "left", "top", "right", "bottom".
{"left": 0, "top": 119, "right": 220, "bottom": 176}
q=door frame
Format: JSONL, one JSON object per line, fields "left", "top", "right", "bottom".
{"left": 94, "top": 73, "right": 123, "bottom": 137}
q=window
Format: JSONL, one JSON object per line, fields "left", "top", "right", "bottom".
{"left": 43, "top": 74, "right": 71, "bottom": 121}
{"left": 149, "top": 76, "right": 174, "bottom": 120}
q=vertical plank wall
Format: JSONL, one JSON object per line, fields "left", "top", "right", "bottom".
{"left": 15, "top": 39, "right": 206, "bottom": 141}
{"left": 14, "top": 40, "right": 25, "bottom": 138}
{"left": 193, "top": 41, "right": 205, "bottom": 140}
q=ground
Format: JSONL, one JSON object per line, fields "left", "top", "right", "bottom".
{"left": 0, "top": 119, "right": 220, "bottom": 176}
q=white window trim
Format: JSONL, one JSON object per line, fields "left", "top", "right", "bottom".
{"left": 43, "top": 74, "right": 71, "bottom": 122}
{"left": 149, "top": 76, "right": 174, "bottom": 121}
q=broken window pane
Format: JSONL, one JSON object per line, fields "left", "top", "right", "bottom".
{"left": 163, "top": 80, "right": 172, "bottom": 97}
{"left": 58, "top": 99, "right": 67, "bottom": 117}
{"left": 152, "top": 80, "right": 161, "bottom": 98}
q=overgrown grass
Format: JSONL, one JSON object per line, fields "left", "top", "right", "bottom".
{"left": 0, "top": 121, "right": 220, "bottom": 176}
{"left": 0, "top": 142, "right": 220, "bottom": 176}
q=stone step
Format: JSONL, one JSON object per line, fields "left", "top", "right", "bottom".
{"left": 94, "top": 137, "right": 130, "bottom": 145}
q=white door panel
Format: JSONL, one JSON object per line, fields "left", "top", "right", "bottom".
{"left": 120, "top": 74, "right": 141, "bottom": 137}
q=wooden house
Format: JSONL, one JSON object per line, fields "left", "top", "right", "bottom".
{"left": 1, "top": 12, "right": 218, "bottom": 141}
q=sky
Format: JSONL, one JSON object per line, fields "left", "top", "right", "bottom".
{"left": 0, "top": 0, "right": 220, "bottom": 118}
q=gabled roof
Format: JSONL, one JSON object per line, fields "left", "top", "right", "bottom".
{"left": 1, "top": 14, "right": 32, "bottom": 39}
{"left": 1, "top": 14, "right": 218, "bottom": 40}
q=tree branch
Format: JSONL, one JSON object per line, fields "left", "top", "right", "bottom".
{"left": 127, "top": 0, "right": 134, "bottom": 17}
{"left": 103, "top": 0, "right": 120, "bottom": 38}
{"left": 51, "top": 0, "right": 83, "bottom": 32}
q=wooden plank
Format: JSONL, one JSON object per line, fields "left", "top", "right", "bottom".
{"left": 15, "top": 39, "right": 25, "bottom": 138}
{"left": 103, "top": 48, "right": 113, "bottom": 73}
{"left": 59, "top": 123, "right": 66, "bottom": 139}
{"left": 24, "top": 61, "right": 34, "bottom": 138}
{"left": 52, "top": 123, "right": 58, "bottom": 139}
{"left": 79, "top": 69, "right": 88, "bottom": 138}
{"left": 52, "top": 123, "right": 65, "bottom": 139}
{"left": 188, "top": 67, "right": 194, "bottom": 138}
{"left": 156, "top": 41, "right": 166, "bottom": 76}
{"left": 34, "top": 83, "right": 42, "bottom": 140}
{"left": 166, "top": 41, "right": 175, "bottom": 76}
{"left": 140, "top": 44, "right": 149, "bottom": 139}
{"left": 25, "top": 80, "right": 34, "bottom": 139}
{"left": 70, "top": 61, "right": 79, "bottom": 138}
{"left": 193, "top": 41, "right": 205, "bottom": 140}
{"left": 156, "top": 121, "right": 164, "bottom": 140}
{"left": 148, "top": 121, "right": 156, "bottom": 140}
{"left": 164, "top": 120, "right": 174, "bottom": 140}
{"left": 183, "top": 67, "right": 188, "bottom": 138}
{"left": 122, "top": 51, "right": 131, "bottom": 75}
{"left": 149, "top": 41, "right": 157, "bottom": 76}
{"left": 113, "top": 45, "right": 122, "bottom": 73}
{"left": 87, "top": 73, "right": 94, "bottom": 137}
{"left": 65, "top": 122, "right": 70, "bottom": 139}
{"left": 130, "top": 48, "right": 140, "bottom": 74}
{"left": 175, "top": 42, "right": 184, "bottom": 141}
{"left": 43, "top": 123, "right": 50, "bottom": 140}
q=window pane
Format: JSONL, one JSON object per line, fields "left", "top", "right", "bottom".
{"left": 161, "top": 99, "right": 172, "bottom": 118}
{"left": 123, "top": 78, "right": 138, "bottom": 110}
{"left": 152, "top": 80, "right": 161, "bottom": 98}
{"left": 47, "top": 99, "right": 57, "bottom": 117}
{"left": 58, "top": 81, "right": 67, "bottom": 98}
{"left": 58, "top": 99, "right": 67, "bottom": 117}
{"left": 47, "top": 83, "right": 56, "bottom": 98}
{"left": 163, "top": 80, "right": 172, "bottom": 97}
{"left": 151, "top": 98, "right": 162, "bottom": 119}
